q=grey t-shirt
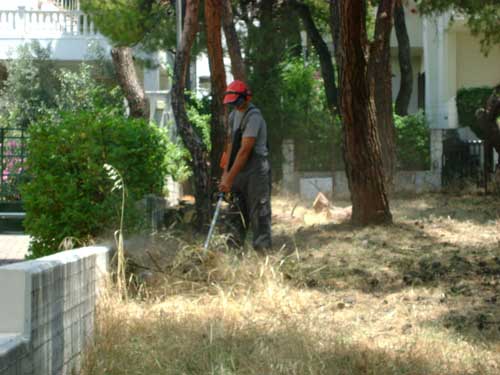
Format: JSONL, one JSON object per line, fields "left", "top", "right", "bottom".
{"left": 229, "top": 104, "right": 268, "bottom": 157}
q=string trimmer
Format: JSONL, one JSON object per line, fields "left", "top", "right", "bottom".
{"left": 203, "top": 192, "right": 225, "bottom": 252}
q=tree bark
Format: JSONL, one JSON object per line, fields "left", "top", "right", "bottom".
{"left": 111, "top": 46, "right": 149, "bottom": 119}
{"left": 370, "top": 1, "right": 397, "bottom": 186}
{"left": 338, "top": 0, "right": 392, "bottom": 225}
{"left": 290, "top": 0, "right": 339, "bottom": 114}
{"left": 171, "top": 0, "right": 210, "bottom": 228}
{"left": 394, "top": 1, "right": 413, "bottom": 116}
{"left": 222, "top": 0, "right": 246, "bottom": 81}
{"left": 205, "top": 0, "right": 227, "bottom": 183}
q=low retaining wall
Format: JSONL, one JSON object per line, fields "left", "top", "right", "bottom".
{"left": 297, "top": 171, "right": 441, "bottom": 200}
{"left": 0, "top": 246, "right": 111, "bottom": 375}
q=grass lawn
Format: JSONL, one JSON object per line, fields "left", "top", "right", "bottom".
{"left": 82, "top": 193, "right": 500, "bottom": 375}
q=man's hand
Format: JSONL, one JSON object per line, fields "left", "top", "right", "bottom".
{"left": 219, "top": 137, "right": 255, "bottom": 193}
{"left": 219, "top": 173, "right": 233, "bottom": 193}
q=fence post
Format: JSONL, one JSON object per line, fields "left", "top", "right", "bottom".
{"left": 282, "top": 139, "right": 295, "bottom": 193}
{"left": 430, "top": 129, "right": 443, "bottom": 189}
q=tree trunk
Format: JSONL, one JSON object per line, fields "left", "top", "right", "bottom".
{"left": 111, "top": 46, "right": 149, "bottom": 119}
{"left": 476, "top": 86, "right": 500, "bottom": 155}
{"left": 329, "top": 0, "right": 342, "bottom": 91}
{"left": 222, "top": 0, "right": 246, "bottom": 81}
{"left": 371, "top": 2, "right": 397, "bottom": 186}
{"left": 394, "top": 1, "right": 413, "bottom": 116}
{"left": 290, "top": 0, "right": 339, "bottom": 114}
{"left": 171, "top": 0, "right": 210, "bottom": 228}
{"left": 372, "top": 45, "right": 396, "bottom": 184}
{"left": 205, "top": 0, "right": 227, "bottom": 183}
{"left": 339, "top": 0, "right": 392, "bottom": 225}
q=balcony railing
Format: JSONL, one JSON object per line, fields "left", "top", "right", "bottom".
{"left": 0, "top": 8, "right": 97, "bottom": 37}
{"left": 50, "top": 0, "right": 80, "bottom": 11}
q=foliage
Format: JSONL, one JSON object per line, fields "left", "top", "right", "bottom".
{"left": 280, "top": 56, "right": 340, "bottom": 171}
{"left": 80, "top": 0, "right": 176, "bottom": 51}
{"left": 456, "top": 86, "right": 494, "bottom": 140}
{"left": 186, "top": 92, "right": 211, "bottom": 150}
{"left": 55, "top": 64, "right": 125, "bottom": 115}
{"left": 158, "top": 92, "right": 211, "bottom": 184}
{"left": 22, "top": 110, "right": 169, "bottom": 257}
{"left": 0, "top": 42, "right": 123, "bottom": 127}
{"left": 0, "top": 138, "right": 26, "bottom": 200}
{"left": 417, "top": 0, "right": 500, "bottom": 53}
{"left": 0, "top": 41, "right": 59, "bottom": 128}
{"left": 394, "top": 111, "right": 431, "bottom": 170}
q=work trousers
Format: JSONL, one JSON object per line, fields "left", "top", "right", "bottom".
{"left": 225, "top": 155, "right": 272, "bottom": 251}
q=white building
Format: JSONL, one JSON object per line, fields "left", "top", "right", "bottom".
{"left": 389, "top": 1, "right": 500, "bottom": 187}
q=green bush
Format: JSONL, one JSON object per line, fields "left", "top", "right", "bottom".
{"left": 456, "top": 86, "right": 493, "bottom": 139}
{"left": 395, "top": 111, "right": 430, "bottom": 171}
{"left": 22, "top": 109, "right": 169, "bottom": 257}
{"left": 280, "top": 57, "right": 339, "bottom": 171}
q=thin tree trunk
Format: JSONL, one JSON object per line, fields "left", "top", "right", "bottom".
{"left": 171, "top": 0, "right": 210, "bottom": 228}
{"left": 329, "top": 0, "right": 342, "bottom": 92}
{"left": 394, "top": 1, "right": 413, "bottom": 116}
{"left": 339, "top": 0, "right": 392, "bottom": 225}
{"left": 222, "top": 0, "right": 246, "bottom": 81}
{"left": 290, "top": 0, "right": 339, "bottom": 114}
{"left": 111, "top": 46, "right": 149, "bottom": 119}
{"left": 205, "top": 0, "right": 227, "bottom": 183}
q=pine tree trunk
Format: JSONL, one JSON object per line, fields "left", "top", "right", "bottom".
{"left": 171, "top": 0, "right": 210, "bottom": 228}
{"left": 111, "top": 46, "right": 149, "bottom": 119}
{"left": 205, "top": 0, "right": 227, "bottom": 183}
{"left": 222, "top": 0, "right": 246, "bottom": 81}
{"left": 394, "top": 1, "right": 413, "bottom": 116}
{"left": 339, "top": 0, "right": 392, "bottom": 225}
{"left": 372, "top": 41, "right": 396, "bottom": 185}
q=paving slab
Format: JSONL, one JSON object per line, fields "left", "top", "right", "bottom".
{"left": 0, "top": 235, "right": 30, "bottom": 266}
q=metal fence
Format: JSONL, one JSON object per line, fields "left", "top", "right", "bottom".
{"left": 442, "top": 131, "right": 486, "bottom": 187}
{"left": 0, "top": 127, "right": 28, "bottom": 202}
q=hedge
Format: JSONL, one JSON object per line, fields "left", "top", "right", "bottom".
{"left": 456, "top": 86, "right": 493, "bottom": 139}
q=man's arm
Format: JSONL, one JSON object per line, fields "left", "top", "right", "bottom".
{"left": 219, "top": 137, "right": 256, "bottom": 192}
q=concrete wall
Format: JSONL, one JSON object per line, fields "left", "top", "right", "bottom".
{"left": 0, "top": 246, "right": 111, "bottom": 375}
{"left": 298, "top": 171, "right": 441, "bottom": 200}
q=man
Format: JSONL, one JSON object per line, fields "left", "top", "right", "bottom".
{"left": 219, "top": 80, "right": 272, "bottom": 251}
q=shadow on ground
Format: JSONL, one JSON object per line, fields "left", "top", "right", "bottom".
{"left": 83, "top": 307, "right": 474, "bottom": 375}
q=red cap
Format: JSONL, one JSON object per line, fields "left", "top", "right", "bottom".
{"left": 223, "top": 80, "right": 251, "bottom": 104}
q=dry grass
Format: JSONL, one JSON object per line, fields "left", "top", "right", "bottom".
{"left": 82, "top": 193, "right": 500, "bottom": 375}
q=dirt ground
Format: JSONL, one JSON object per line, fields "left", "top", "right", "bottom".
{"left": 83, "top": 193, "right": 500, "bottom": 375}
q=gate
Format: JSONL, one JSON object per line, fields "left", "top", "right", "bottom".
{"left": 0, "top": 127, "right": 28, "bottom": 232}
{"left": 442, "top": 131, "right": 483, "bottom": 187}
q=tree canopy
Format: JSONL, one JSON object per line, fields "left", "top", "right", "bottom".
{"left": 80, "top": 0, "right": 176, "bottom": 50}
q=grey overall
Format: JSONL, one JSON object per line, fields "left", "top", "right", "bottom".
{"left": 225, "top": 105, "right": 272, "bottom": 250}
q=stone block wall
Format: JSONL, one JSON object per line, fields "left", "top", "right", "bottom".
{"left": 0, "top": 246, "right": 111, "bottom": 375}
